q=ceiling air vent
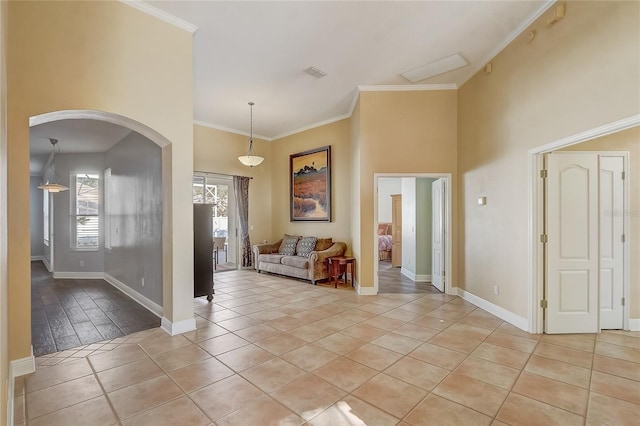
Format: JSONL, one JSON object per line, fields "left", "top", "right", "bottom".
{"left": 304, "top": 66, "right": 327, "bottom": 78}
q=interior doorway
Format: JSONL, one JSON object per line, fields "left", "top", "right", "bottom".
{"left": 528, "top": 116, "right": 637, "bottom": 334}
{"left": 373, "top": 173, "right": 453, "bottom": 295}
{"left": 543, "top": 152, "right": 629, "bottom": 333}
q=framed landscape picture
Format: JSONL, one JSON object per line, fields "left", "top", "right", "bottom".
{"left": 290, "top": 145, "right": 331, "bottom": 222}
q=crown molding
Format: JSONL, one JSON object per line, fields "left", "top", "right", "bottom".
{"left": 193, "top": 120, "right": 273, "bottom": 142}
{"left": 358, "top": 84, "right": 457, "bottom": 92}
{"left": 197, "top": 83, "right": 460, "bottom": 141}
{"left": 120, "top": 0, "right": 199, "bottom": 34}
{"left": 348, "top": 88, "right": 360, "bottom": 118}
{"left": 460, "top": 0, "right": 556, "bottom": 86}
{"left": 270, "top": 113, "right": 352, "bottom": 141}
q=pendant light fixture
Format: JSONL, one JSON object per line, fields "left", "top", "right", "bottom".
{"left": 238, "top": 101, "right": 264, "bottom": 167}
{"left": 38, "top": 138, "right": 69, "bottom": 193}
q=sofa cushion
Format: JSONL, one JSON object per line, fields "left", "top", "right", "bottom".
{"left": 315, "top": 238, "right": 333, "bottom": 251}
{"left": 279, "top": 236, "right": 299, "bottom": 256}
{"left": 281, "top": 256, "right": 309, "bottom": 269}
{"left": 296, "top": 237, "right": 317, "bottom": 257}
{"left": 259, "top": 254, "right": 284, "bottom": 265}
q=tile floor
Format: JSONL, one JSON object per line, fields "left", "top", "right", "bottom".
{"left": 16, "top": 269, "right": 640, "bottom": 425}
{"left": 31, "top": 262, "right": 161, "bottom": 356}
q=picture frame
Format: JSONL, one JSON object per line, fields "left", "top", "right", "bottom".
{"left": 290, "top": 145, "right": 331, "bottom": 222}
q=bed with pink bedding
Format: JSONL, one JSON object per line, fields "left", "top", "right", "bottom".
{"left": 378, "top": 223, "right": 392, "bottom": 261}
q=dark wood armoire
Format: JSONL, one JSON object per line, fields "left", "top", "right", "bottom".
{"left": 193, "top": 203, "right": 214, "bottom": 301}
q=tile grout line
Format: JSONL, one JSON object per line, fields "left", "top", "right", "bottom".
{"left": 86, "top": 353, "right": 123, "bottom": 425}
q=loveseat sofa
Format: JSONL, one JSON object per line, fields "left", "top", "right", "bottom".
{"left": 253, "top": 236, "right": 346, "bottom": 285}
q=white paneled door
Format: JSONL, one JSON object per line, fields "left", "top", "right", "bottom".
{"left": 599, "top": 156, "right": 625, "bottom": 329}
{"left": 431, "top": 179, "right": 445, "bottom": 292}
{"left": 546, "top": 153, "right": 600, "bottom": 333}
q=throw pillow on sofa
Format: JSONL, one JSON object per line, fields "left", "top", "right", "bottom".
{"left": 315, "top": 238, "right": 333, "bottom": 251}
{"left": 296, "top": 237, "right": 317, "bottom": 257}
{"left": 279, "top": 235, "right": 300, "bottom": 256}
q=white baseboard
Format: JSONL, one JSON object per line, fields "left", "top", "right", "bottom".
{"left": 7, "top": 347, "right": 34, "bottom": 426}
{"left": 457, "top": 289, "right": 529, "bottom": 332}
{"left": 42, "top": 257, "right": 51, "bottom": 272}
{"left": 629, "top": 319, "right": 640, "bottom": 331}
{"left": 355, "top": 280, "right": 377, "bottom": 296}
{"left": 30, "top": 255, "right": 44, "bottom": 262}
{"left": 103, "top": 273, "right": 163, "bottom": 318}
{"left": 400, "top": 267, "right": 414, "bottom": 281}
{"left": 53, "top": 271, "right": 104, "bottom": 279}
{"left": 7, "top": 366, "right": 14, "bottom": 426}
{"left": 161, "top": 317, "right": 197, "bottom": 336}
{"left": 10, "top": 346, "right": 35, "bottom": 377}
{"left": 400, "top": 268, "right": 431, "bottom": 283}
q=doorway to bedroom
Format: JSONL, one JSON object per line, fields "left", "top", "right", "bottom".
{"left": 374, "top": 173, "right": 452, "bottom": 295}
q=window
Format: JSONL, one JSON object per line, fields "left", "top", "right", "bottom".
{"left": 43, "top": 190, "right": 49, "bottom": 246}
{"left": 70, "top": 172, "right": 100, "bottom": 250}
{"left": 104, "top": 168, "right": 111, "bottom": 251}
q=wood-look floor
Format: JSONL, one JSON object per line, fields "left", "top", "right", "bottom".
{"left": 31, "top": 261, "right": 160, "bottom": 356}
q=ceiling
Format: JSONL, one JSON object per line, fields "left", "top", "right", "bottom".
{"left": 146, "top": 0, "right": 550, "bottom": 139}
{"left": 30, "top": 119, "right": 132, "bottom": 174}
{"left": 29, "top": 0, "right": 552, "bottom": 167}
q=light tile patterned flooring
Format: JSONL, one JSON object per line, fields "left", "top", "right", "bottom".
{"left": 16, "top": 270, "right": 640, "bottom": 425}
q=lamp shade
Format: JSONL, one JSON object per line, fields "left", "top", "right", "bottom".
{"left": 238, "top": 155, "right": 264, "bottom": 167}
{"left": 38, "top": 182, "right": 69, "bottom": 192}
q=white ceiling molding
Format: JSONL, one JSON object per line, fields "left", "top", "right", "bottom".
{"left": 196, "top": 84, "right": 459, "bottom": 142}
{"left": 193, "top": 120, "right": 272, "bottom": 142}
{"left": 120, "top": 0, "right": 199, "bottom": 34}
{"left": 461, "top": 0, "right": 556, "bottom": 86}
{"left": 358, "top": 84, "right": 458, "bottom": 92}
{"left": 270, "top": 113, "right": 353, "bottom": 141}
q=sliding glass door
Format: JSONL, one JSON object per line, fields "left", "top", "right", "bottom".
{"left": 192, "top": 175, "right": 237, "bottom": 271}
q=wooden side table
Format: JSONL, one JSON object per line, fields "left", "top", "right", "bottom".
{"left": 328, "top": 256, "right": 356, "bottom": 288}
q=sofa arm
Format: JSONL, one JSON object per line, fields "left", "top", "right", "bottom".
{"left": 252, "top": 240, "right": 282, "bottom": 270}
{"left": 309, "top": 242, "right": 347, "bottom": 263}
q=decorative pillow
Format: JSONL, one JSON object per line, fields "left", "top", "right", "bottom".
{"left": 278, "top": 234, "right": 300, "bottom": 254}
{"left": 279, "top": 236, "right": 300, "bottom": 256}
{"left": 296, "top": 236, "right": 317, "bottom": 257}
{"left": 314, "top": 238, "right": 333, "bottom": 251}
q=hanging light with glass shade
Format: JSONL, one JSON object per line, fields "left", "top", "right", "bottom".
{"left": 238, "top": 102, "right": 264, "bottom": 167}
{"left": 38, "top": 138, "right": 69, "bottom": 192}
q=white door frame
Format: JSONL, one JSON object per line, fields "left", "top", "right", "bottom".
{"left": 528, "top": 115, "right": 638, "bottom": 333}
{"left": 373, "top": 173, "right": 453, "bottom": 295}
{"left": 193, "top": 172, "right": 238, "bottom": 269}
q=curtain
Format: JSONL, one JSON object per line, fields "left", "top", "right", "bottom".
{"left": 233, "top": 176, "right": 252, "bottom": 268}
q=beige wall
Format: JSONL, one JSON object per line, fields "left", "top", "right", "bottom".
{"left": 270, "top": 119, "right": 352, "bottom": 247}
{"left": 350, "top": 100, "right": 362, "bottom": 281}
{"left": 357, "top": 90, "right": 458, "bottom": 288}
{"left": 1, "top": 0, "right": 7, "bottom": 421}
{"left": 193, "top": 124, "right": 273, "bottom": 246}
{"left": 458, "top": 1, "right": 640, "bottom": 318}
{"left": 561, "top": 127, "right": 640, "bottom": 318}
{"left": 7, "top": 1, "right": 194, "bottom": 360}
